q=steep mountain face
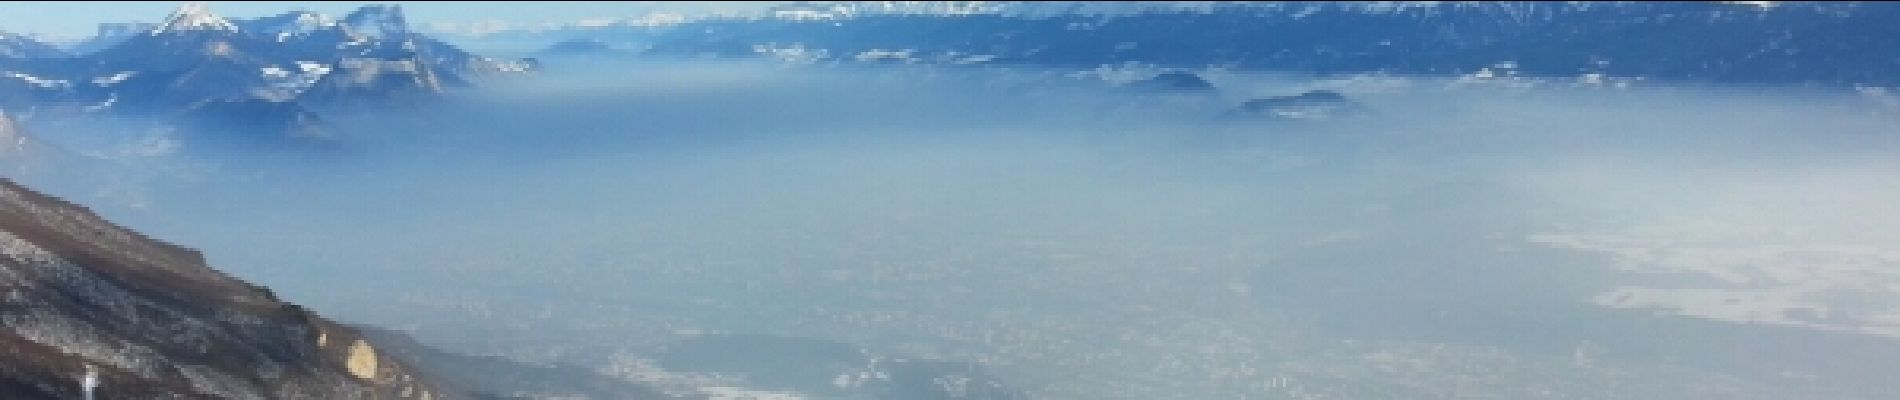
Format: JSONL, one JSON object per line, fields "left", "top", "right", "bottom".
{"left": 343, "top": 5, "right": 410, "bottom": 41}
{"left": 176, "top": 98, "right": 329, "bottom": 145}
{"left": 0, "top": 111, "right": 38, "bottom": 174}
{"left": 0, "top": 111, "right": 28, "bottom": 160}
{"left": 0, "top": 2, "right": 534, "bottom": 141}
{"left": 0, "top": 177, "right": 455, "bottom": 399}
{"left": 0, "top": 112, "right": 100, "bottom": 186}
{"left": 630, "top": 1, "right": 1900, "bottom": 87}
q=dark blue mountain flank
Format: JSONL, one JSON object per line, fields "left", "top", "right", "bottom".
{"left": 539, "top": 39, "right": 627, "bottom": 56}
{"left": 1226, "top": 90, "right": 1370, "bottom": 121}
{"left": 1124, "top": 71, "right": 1217, "bottom": 93}
{"left": 625, "top": 1, "right": 1900, "bottom": 87}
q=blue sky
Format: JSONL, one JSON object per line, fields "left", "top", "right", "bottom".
{"left": 0, "top": 1, "right": 787, "bottom": 40}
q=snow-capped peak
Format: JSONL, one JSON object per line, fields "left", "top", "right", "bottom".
{"left": 281, "top": 11, "right": 339, "bottom": 32}
{"left": 151, "top": 1, "right": 238, "bottom": 34}
{"left": 343, "top": 4, "right": 409, "bottom": 39}
{"left": 252, "top": 10, "right": 341, "bottom": 37}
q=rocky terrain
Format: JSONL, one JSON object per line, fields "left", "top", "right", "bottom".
{"left": 0, "top": 177, "right": 453, "bottom": 399}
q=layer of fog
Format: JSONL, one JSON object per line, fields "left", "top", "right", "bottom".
{"left": 14, "top": 60, "right": 1900, "bottom": 399}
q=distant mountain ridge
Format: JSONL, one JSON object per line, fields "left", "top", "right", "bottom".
{"left": 0, "top": 32, "right": 65, "bottom": 60}
{"left": 0, "top": 2, "right": 535, "bottom": 141}
{"left": 516, "top": 1, "right": 1899, "bottom": 87}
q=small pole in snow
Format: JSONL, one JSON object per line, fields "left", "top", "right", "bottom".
{"left": 81, "top": 364, "right": 98, "bottom": 400}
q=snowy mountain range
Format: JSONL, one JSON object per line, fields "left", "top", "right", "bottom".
{"left": 0, "top": 2, "right": 535, "bottom": 141}
{"left": 498, "top": 1, "right": 1900, "bottom": 87}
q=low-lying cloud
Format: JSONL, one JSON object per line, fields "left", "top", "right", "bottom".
{"left": 13, "top": 59, "right": 1900, "bottom": 399}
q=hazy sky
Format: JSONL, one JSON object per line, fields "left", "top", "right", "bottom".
{"left": 0, "top": 1, "right": 788, "bottom": 39}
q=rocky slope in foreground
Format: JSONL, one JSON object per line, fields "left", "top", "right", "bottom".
{"left": 0, "top": 177, "right": 451, "bottom": 399}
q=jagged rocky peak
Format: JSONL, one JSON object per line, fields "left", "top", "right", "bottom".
{"left": 344, "top": 4, "right": 411, "bottom": 40}
{"left": 6, "top": 2, "right": 532, "bottom": 139}
{"left": 0, "top": 177, "right": 458, "bottom": 399}
{"left": 150, "top": 1, "right": 238, "bottom": 34}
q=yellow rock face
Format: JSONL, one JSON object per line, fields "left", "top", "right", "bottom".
{"left": 346, "top": 340, "right": 378, "bottom": 381}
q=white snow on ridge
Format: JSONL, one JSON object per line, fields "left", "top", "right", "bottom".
{"left": 3, "top": 72, "right": 70, "bottom": 89}
{"left": 90, "top": 71, "right": 136, "bottom": 86}
{"left": 82, "top": 94, "right": 117, "bottom": 112}
{"left": 1724, "top": 1, "right": 1780, "bottom": 9}
{"left": 151, "top": 2, "right": 238, "bottom": 33}
{"left": 753, "top": 43, "right": 830, "bottom": 64}
{"left": 252, "top": 62, "right": 333, "bottom": 101}
{"left": 481, "top": 57, "right": 532, "bottom": 73}
{"left": 952, "top": 54, "right": 997, "bottom": 64}
{"left": 854, "top": 49, "right": 916, "bottom": 63}
{"left": 296, "top": 61, "right": 331, "bottom": 75}
{"left": 274, "top": 11, "right": 340, "bottom": 34}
